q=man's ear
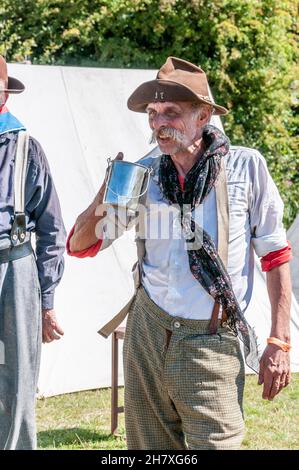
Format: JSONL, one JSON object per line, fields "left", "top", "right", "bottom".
{"left": 0, "top": 92, "right": 8, "bottom": 109}
{"left": 197, "top": 106, "right": 212, "bottom": 127}
{"left": 198, "top": 106, "right": 212, "bottom": 126}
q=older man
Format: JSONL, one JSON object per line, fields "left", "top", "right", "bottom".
{"left": 68, "top": 57, "right": 292, "bottom": 450}
{"left": 0, "top": 56, "right": 66, "bottom": 449}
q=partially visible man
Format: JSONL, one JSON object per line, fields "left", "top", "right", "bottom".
{"left": 68, "top": 57, "right": 292, "bottom": 449}
{"left": 0, "top": 56, "right": 66, "bottom": 449}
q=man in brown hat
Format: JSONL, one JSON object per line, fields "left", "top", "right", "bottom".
{"left": 68, "top": 57, "right": 292, "bottom": 449}
{"left": 0, "top": 56, "right": 66, "bottom": 449}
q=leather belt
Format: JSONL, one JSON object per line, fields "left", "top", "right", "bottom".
{"left": 0, "top": 241, "right": 33, "bottom": 264}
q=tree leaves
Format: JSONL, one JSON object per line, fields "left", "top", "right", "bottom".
{"left": 0, "top": 0, "right": 297, "bottom": 225}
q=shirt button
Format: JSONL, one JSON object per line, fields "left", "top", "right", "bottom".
{"left": 174, "top": 321, "right": 181, "bottom": 329}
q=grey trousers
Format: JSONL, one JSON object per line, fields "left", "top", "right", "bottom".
{"left": 0, "top": 252, "right": 42, "bottom": 450}
{"left": 123, "top": 287, "right": 245, "bottom": 450}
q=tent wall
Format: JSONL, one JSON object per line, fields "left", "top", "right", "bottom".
{"left": 9, "top": 63, "right": 153, "bottom": 396}
{"left": 288, "top": 214, "right": 299, "bottom": 303}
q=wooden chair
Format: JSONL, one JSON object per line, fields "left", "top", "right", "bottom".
{"left": 111, "top": 325, "right": 125, "bottom": 434}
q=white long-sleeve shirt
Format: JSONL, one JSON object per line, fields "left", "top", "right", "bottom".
{"left": 100, "top": 146, "right": 287, "bottom": 320}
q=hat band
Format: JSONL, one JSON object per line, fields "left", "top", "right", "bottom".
{"left": 197, "top": 94, "right": 212, "bottom": 102}
{"left": 153, "top": 91, "right": 212, "bottom": 103}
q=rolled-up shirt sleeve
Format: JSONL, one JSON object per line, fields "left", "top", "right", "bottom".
{"left": 249, "top": 151, "right": 288, "bottom": 257}
{"left": 66, "top": 225, "right": 102, "bottom": 257}
{"left": 67, "top": 205, "right": 135, "bottom": 258}
{"left": 26, "top": 138, "right": 66, "bottom": 310}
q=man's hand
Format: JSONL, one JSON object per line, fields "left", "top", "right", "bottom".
{"left": 42, "top": 309, "right": 64, "bottom": 343}
{"left": 69, "top": 152, "right": 124, "bottom": 253}
{"left": 258, "top": 344, "right": 291, "bottom": 400}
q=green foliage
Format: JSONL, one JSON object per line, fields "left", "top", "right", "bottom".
{"left": 0, "top": 0, "right": 298, "bottom": 226}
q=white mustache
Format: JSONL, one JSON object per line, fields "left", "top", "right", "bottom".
{"left": 150, "top": 127, "right": 185, "bottom": 145}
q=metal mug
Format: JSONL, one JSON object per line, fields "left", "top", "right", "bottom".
{"left": 103, "top": 158, "right": 153, "bottom": 211}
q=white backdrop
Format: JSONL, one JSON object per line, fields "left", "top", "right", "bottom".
{"left": 9, "top": 63, "right": 152, "bottom": 396}
{"left": 7, "top": 63, "right": 299, "bottom": 396}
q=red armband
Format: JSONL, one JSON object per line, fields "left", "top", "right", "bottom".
{"left": 66, "top": 225, "right": 102, "bottom": 258}
{"left": 261, "top": 241, "right": 292, "bottom": 272}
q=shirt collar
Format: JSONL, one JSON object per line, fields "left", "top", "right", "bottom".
{"left": 0, "top": 108, "right": 26, "bottom": 137}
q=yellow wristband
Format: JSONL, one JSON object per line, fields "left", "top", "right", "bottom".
{"left": 267, "top": 337, "right": 291, "bottom": 352}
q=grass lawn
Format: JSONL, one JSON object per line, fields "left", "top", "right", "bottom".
{"left": 37, "top": 373, "right": 299, "bottom": 450}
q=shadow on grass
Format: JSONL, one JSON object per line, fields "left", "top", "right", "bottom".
{"left": 37, "top": 427, "right": 123, "bottom": 448}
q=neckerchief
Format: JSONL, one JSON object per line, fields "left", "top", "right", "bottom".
{"left": 159, "top": 124, "right": 260, "bottom": 372}
{"left": 0, "top": 106, "right": 26, "bottom": 136}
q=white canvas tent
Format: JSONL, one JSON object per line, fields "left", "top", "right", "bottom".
{"left": 7, "top": 63, "right": 299, "bottom": 396}
{"left": 8, "top": 63, "right": 151, "bottom": 397}
{"left": 288, "top": 214, "right": 299, "bottom": 303}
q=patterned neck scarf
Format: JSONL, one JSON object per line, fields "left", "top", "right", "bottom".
{"left": 159, "top": 124, "right": 260, "bottom": 373}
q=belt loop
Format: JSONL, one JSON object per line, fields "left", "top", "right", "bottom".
{"left": 165, "top": 329, "right": 172, "bottom": 350}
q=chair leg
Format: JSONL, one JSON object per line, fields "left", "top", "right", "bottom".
{"left": 111, "top": 331, "right": 118, "bottom": 434}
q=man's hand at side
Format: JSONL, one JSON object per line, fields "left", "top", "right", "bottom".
{"left": 260, "top": 262, "right": 292, "bottom": 400}
{"left": 42, "top": 309, "right": 64, "bottom": 343}
{"left": 258, "top": 344, "right": 291, "bottom": 400}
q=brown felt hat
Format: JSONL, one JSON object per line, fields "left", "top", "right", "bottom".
{"left": 0, "top": 55, "right": 25, "bottom": 94}
{"left": 127, "top": 56, "right": 228, "bottom": 115}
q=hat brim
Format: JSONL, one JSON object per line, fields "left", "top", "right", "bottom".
{"left": 4, "top": 76, "right": 25, "bottom": 94}
{"left": 127, "top": 79, "right": 228, "bottom": 115}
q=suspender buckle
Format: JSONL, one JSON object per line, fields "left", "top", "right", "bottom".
{"left": 10, "top": 212, "right": 26, "bottom": 245}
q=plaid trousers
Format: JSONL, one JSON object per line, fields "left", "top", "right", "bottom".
{"left": 123, "top": 287, "right": 245, "bottom": 450}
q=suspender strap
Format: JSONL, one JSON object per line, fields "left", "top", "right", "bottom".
{"left": 98, "top": 293, "right": 136, "bottom": 339}
{"left": 98, "top": 182, "right": 147, "bottom": 338}
{"left": 10, "top": 131, "right": 29, "bottom": 245}
{"left": 98, "top": 242, "right": 144, "bottom": 337}
{"left": 209, "top": 157, "right": 229, "bottom": 333}
{"left": 216, "top": 157, "right": 229, "bottom": 269}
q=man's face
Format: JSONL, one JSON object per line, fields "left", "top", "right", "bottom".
{"left": 146, "top": 101, "right": 202, "bottom": 155}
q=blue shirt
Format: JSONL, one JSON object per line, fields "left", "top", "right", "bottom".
{"left": 0, "top": 131, "right": 66, "bottom": 309}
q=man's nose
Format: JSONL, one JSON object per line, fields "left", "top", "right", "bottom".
{"left": 151, "top": 113, "right": 168, "bottom": 129}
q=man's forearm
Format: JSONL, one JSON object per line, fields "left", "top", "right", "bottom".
{"left": 266, "top": 262, "right": 291, "bottom": 343}
{"left": 70, "top": 185, "right": 106, "bottom": 252}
